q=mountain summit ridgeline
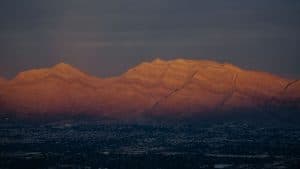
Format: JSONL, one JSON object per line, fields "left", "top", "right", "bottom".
{"left": 0, "top": 59, "right": 299, "bottom": 119}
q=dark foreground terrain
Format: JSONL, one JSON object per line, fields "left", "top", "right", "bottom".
{"left": 0, "top": 118, "right": 300, "bottom": 169}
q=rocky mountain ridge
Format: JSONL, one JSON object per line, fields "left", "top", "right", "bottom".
{"left": 0, "top": 59, "right": 299, "bottom": 119}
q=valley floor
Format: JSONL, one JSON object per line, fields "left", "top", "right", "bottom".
{"left": 0, "top": 119, "right": 300, "bottom": 169}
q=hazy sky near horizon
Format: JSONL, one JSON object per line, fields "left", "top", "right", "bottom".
{"left": 0, "top": 0, "right": 300, "bottom": 78}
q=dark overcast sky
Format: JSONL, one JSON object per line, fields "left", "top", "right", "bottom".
{"left": 0, "top": 0, "right": 299, "bottom": 78}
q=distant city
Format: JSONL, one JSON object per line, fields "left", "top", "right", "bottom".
{"left": 1, "top": 118, "right": 300, "bottom": 169}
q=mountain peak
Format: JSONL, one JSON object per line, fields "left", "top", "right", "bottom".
{"left": 52, "top": 62, "right": 83, "bottom": 74}
{"left": 13, "top": 63, "right": 87, "bottom": 82}
{"left": 151, "top": 58, "right": 166, "bottom": 64}
{"left": 134, "top": 58, "right": 242, "bottom": 73}
{"left": 52, "top": 63, "right": 93, "bottom": 80}
{"left": 53, "top": 62, "right": 73, "bottom": 68}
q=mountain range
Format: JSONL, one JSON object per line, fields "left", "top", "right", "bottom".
{"left": 0, "top": 59, "right": 299, "bottom": 120}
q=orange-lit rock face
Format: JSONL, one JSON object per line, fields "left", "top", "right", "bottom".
{"left": 0, "top": 59, "right": 299, "bottom": 118}
{"left": 0, "top": 77, "right": 6, "bottom": 85}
